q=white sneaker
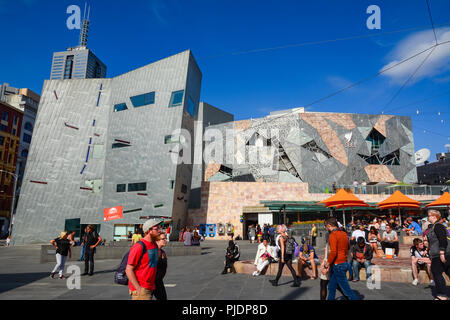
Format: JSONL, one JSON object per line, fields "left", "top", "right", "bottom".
{"left": 252, "top": 271, "right": 258, "bottom": 276}
{"left": 412, "top": 279, "right": 419, "bottom": 286}
{"left": 430, "top": 280, "right": 435, "bottom": 286}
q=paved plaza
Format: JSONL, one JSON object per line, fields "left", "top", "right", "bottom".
{"left": 0, "top": 240, "right": 446, "bottom": 300}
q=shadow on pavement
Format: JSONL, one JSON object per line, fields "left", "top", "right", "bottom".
{"left": 280, "top": 285, "right": 310, "bottom": 300}
{"left": 0, "top": 272, "right": 49, "bottom": 294}
{"left": 89, "top": 269, "right": 116, "bottom": 275}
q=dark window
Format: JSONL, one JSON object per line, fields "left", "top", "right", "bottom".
{"left": 23, "top": 133, "right": 32, "bottom": 143}
{"left": 128, "top": 182, "right": 147, "bottom": 192}
{"left": 181, "top": 184, "right": 188, "bottom": 194}
{"left": 12, "top": 128, "right": 16, "bottom": 136}
{"left": 116, "top": 184, "right": 126, "bottom": 192}
{"left": 112, "top": 143, "right": 131, "bottom": 149}
{"left": 130, "top": 92, "right": 155, "bottom": 108}
{"left": 21, "top": 149, "right": 28, "bottom": 158}
{"left": 24, "top": 122, "right": 33, "bottom": 131}
{"left": 64, "top": 55, "right": 74, "bottom": 79}
{"left": 13, "top": 116, "right": 18, "bottom": 125}
{"left": 1, "top": 111, "right": 8, "bottom": 122}
{"left": 114, "top": 103, "right": 128, "bottom": 112}
{"left": 169, "top": 90, "right": 184, "bottom": 107}
{"left": 0, "top": 136, "right": 4, "bottom": 145}
{"left": 170, "top": 180, "right": 175, "bottom": 189}
{"left": 0, "top": 124, "right": 7, "bottom": 132}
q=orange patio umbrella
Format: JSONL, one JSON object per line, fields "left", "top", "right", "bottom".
{"left": 318, "top": 189, "right": 369, "bottom": 227}
{"left": 377, "top": 190, "right": 420, "bottom": 225}
{"left": 426, "top": 192, "right": 450, "bottom": 213}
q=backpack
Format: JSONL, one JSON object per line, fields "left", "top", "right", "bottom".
{"left": 114, "top": 241, "right": 146, "bottom": 285}
{"left": 286, "top": 237, "right": 297, "bottom": 255}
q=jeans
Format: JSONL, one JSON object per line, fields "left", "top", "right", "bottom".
{"left": 347, "top": 261, "right": 353, "bottom": 280}
{"left": 79, "top": 245, "right": 85, "bottom": 261}
{"left": 328, "top": 263, "right": 358, "bottom": 300}
{"left": 52, "top": 253, "right": 67, "bottom": 276}
{"left": 352, "top": 260, "right": 372, "bottom": 280}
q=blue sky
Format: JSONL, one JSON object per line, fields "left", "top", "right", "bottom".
{"left": 0, "top": 0, "right": 449, "bottom": 159}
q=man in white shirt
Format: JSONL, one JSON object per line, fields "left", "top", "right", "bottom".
{"left": 351, "top": 224, "right": 366, "bottom": 244}
{"left": 253, "top": 238, "right": 276, "bottom": 276}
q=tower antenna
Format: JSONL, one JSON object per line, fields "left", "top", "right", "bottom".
{"left": 78, "top": 2, "right": 90, "bottom": 47}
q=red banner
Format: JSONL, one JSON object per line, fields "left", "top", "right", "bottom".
{"left": 104, "top": 206, "right": 123, "bottom": 221}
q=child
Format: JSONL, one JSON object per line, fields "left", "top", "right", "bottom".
{"left": 6, "top": 236, "right": 11, "bottom": 247}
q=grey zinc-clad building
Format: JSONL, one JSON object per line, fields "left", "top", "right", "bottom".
{"left": 12, "top": 50, "right": 202, "bottom": 244}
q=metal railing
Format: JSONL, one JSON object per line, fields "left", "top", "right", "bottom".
{"left": 309, "top": 184, "right": 449, "bottom": 196}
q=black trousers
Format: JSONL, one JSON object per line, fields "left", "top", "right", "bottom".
{"left": 225, "top": 256, "right": 238, "bottom": 269}
{"left": 84, "top": 249, "right": 95, "bottom": 274}
{"left": 154, "top": 279, "right": 167, "bottom": 300}
{"left": 275, "top": 254, "right": 297, "bottom": 282}
{"left": 381, "top": 241, "right": 399, "bottom": 255}
{"left": 431, "top": 255, "right": 450, "bottom": 296}
{"left": 312, "top": 236, "right": 317, "bottom": 247}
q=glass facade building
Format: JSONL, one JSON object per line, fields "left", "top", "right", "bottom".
{"left": 50, "top": 48, "right": 107, "bottom": 80}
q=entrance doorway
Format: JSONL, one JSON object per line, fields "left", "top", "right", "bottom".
{"left": 243, "top": 213, "right": 258, "bottom": 240}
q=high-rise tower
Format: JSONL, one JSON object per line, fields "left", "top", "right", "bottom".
{"left": 50, "top": 3, "right": 106, "bottom": 80}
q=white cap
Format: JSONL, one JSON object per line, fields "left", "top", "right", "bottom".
{"left": 143, "top": 218, "right": 163, "bottom": 233}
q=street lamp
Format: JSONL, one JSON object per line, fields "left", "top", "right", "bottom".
{"left": 0, "top": 169, "right": 18, "bottom": 237}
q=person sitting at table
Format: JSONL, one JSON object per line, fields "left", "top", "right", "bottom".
{"left": 381, "top": 224, "right": 399, "bottom": 259}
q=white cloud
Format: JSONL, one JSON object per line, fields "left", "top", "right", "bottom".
{"left": 381, "top": 27, "right": 450, "bottom": 84}
{"left": 326, "top": 76, "right": 353, "bottom": 89}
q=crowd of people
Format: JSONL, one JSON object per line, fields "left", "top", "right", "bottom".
{"left": 50, "top": 224, "right": 102, "bottom": 279}
{"left": 46, "top": 209, "right": 449, "bottom": 300}
{"left": 225, "top": 209, "right": 450, "bottom": 300}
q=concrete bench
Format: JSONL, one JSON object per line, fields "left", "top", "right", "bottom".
{"left": 233, "top": 260, "right": 317, "bottom": 278}
{"left": 40, "top": 242, "right": 201, "bottom": 263}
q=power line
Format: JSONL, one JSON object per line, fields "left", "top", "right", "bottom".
{"left": 426, "top": 0, "right": 438, "bottom": 45}
{"left": 304, "top": 44, "right": 438, "bottom": 108}
{"left": 382, "top": 46, "right": 436, "bottom": 112}
{"left": 201, "top": 21, "right": 450, "bottom": 59}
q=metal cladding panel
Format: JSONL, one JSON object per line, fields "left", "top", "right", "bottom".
{"left": 12, "top": 78, "right": 111, "bottom": 244}
{"left": 12, "top": 50, "right": 202, "bottom": 244}
{"left": 205, "top": 112, "right": 417, "bottom": 188}
{"left": 103, "top": 51, "right": 193, "bottom": 226}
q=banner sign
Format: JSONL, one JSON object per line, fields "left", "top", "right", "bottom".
{"left": 104, "top": 206, "right": 123, "bottom": 221}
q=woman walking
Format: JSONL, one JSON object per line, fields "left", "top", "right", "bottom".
{"left": 426, "top": 209, "right": 450, "bottom": 300}
{"left": 269, "top": 225, "right": 300, "bottom": 287}
{"left": 154, "top": 233, "right": 168, "bottom": 300}
{"left": 50, "top": 231, "right": 72, "bottom": 279}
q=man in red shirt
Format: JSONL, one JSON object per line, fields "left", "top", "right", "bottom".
{"left": 126, "top": 218, "right": 162, "bottom": 300}
{"left": 323, "top": 217, "right": 358, "bottom": 300}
